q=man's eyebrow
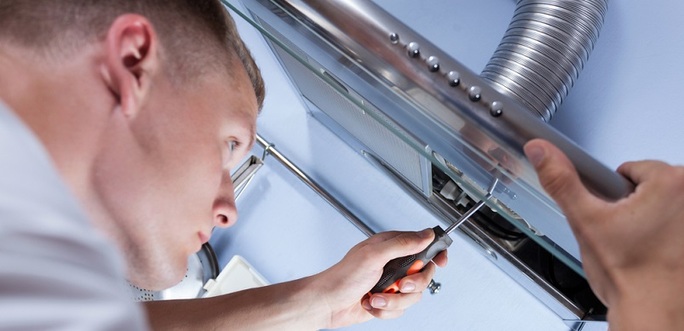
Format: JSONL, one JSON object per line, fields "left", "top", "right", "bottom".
{"left": 245, "top": 123, "right": 256, "bottom": 150}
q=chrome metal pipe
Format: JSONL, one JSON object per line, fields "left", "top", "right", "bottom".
{"left": 255, "top": 136, "right": 447, "bottom": 293}
{"left": 231, "top": 155, "right": 264, "bottom": 201}
{"left": 481, "top": 0, "right": 609, "bottom": 121}
{"left": 256, "top": 134, "right": 376, "bottom": 237}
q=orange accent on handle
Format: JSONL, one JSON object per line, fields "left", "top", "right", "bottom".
{"left": 383, "top": 281, "right": 401, "bottom": 293}
{"left": 381, "top": 260, "right": 426, "bottom": 293}
{"left": 407, "top": 260, "right": 425, "bottom": 275}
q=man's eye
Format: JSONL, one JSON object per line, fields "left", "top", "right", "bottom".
{"left": 228, "top": 140, "right": 239, "bottom": 152}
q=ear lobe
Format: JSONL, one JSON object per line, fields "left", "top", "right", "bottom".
{"left": 101, "top": 14, "right": 159, "bottom": 119}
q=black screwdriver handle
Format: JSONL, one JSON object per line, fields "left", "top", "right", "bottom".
{"left": 370, "top": 226, "right": 453, "bottom": 294}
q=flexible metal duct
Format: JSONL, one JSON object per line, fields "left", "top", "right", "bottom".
{"left": 481, "top": 0, "right": 609, "bottom": 121}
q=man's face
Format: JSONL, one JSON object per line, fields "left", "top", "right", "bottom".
{"left": 93, "top": 65, "right": 258, "bottom": 289}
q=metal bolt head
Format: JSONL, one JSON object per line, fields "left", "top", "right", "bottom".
{"left": 426, "top": 56, "right": 440, "bottom": 72}
{"left": 468, "top": 86, "right": 482, "bottom": 101}
{"left": 446, "top": 71, "right": 460, "bottom": 86}
{"left": 485, "top": 248, "right": 497, "bottom": 260}
{"left": 389, "top": 33, "right": 399, "bottom": 44}
{"left": 490, "top": 101, "right": 504, "bottom": 117}
{"left": 407, "top": 42, "right": 420, "bottom": 58}
{"left": 428, "top": 280, "right": 442, "bottom": 294}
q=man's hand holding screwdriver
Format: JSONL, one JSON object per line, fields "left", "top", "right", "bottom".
{"left": 310, "top": 229, "right": 447, "bottom": 329}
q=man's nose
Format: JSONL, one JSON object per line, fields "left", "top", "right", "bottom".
{"left": 213, "top": 172, "right": 238, "bottom": 228}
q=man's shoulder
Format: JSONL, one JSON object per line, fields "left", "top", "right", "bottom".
{"left": 0, "top": 102, "right": 149, "bottom": 330}
{"left": 0, "top": 102, "right": 85, "bottom": 225}
{"left": 0, "top": 100, "right": 119, "bottom": 281}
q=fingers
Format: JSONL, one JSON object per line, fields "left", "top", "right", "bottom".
{"left": 431, "top": 250, "right": 448, "bottom": 268}
{"left": 617, "top": 160, "right": 671, "bottom": 185}
{"left": 363, "top": 229, "right": 435, "bottom": 266}
{"left": 360, "top": 231, "right": 447, "bottom": 269}
{"left": 524, "top": 139, "right": 598, "bottom": 217}
{"left": 355, "top": 231, "right": 410, "bottom": 247}
{"left": 367, "top": 291, "right": 423, "bottom": 311}
{"left": 363, "top": 264, "right": 433, "bottom": 317}
{"left": 398, "top": 258, "right": 437, "bottom": 293}
{"left": 362, "top": 291, "right": 423, "bottom": 320}
{"left": 359, "top": 253, "right": 438, "bottom": 313}
{"left": 362, "top": 260, "right": 435, "bottom": 316}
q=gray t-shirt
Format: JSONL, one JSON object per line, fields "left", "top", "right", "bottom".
{"left": 0, "top": 102, "right": 148, "bottom": 330}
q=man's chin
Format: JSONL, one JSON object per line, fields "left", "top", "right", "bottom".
{"left": 127, "top": 258, "right": 188, "bottom": 291}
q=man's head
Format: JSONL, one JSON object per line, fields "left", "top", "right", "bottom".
{"left": 0, "top": 0, "right": 264, "bottom": 99}
{"left": 0, "top": 0, "right": 264, "bottom": 289}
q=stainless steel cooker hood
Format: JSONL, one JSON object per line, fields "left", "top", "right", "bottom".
{"left": 228, "top": 0, "right": 631, "bottom": 329}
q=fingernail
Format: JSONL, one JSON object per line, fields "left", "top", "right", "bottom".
{"left": 371, "top": 296, "right": 387, "bottom": 308}
{"left": 401, "top": 282, "right": 416, "bottom": 292}
{"left": 418, "top": 228, "right": 432, "bottom": 238}
{"left": 525, "top": 145, "right": 545, "bottom": 167}
{"left": 362, "top": 299, "right": 372, "bottom": 311}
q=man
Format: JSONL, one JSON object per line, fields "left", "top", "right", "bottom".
{"left": 0, "top": 0, "right": 444, "bottom": 330}
{"left": 1, "top": 1, "right": 682, "bottom": 330}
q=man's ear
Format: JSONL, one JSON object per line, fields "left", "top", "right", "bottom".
{"left": 101, "top": 14, "right": 160, "bottom": 118}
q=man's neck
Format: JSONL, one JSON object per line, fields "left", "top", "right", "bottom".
{"left": 0, "top": 46, "right": 111, "bottom": 207}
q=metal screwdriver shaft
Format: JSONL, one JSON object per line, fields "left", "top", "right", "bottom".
{"left": 370, "top": 178, "right": 499, "bottom": 294}
{"left": 444, "top": 178, "right": 499, "bottom": 235}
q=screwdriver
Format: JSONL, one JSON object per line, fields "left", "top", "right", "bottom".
{"left": 370, "top": 179, "right": 498, "bottom": 294}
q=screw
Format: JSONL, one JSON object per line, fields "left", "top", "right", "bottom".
{"left": 446, "top": 71, "right": 460, "bottom": 86}
{"left": 428, "top": 279, "right": 442, "bottom": 294}
{"left": 426, "top": 56, "right": 440, "bottom": 72}
{"left": 468, "top": 86, "right": 482, "bottom": 101}
{"left": 407, "top": 42, "right": 421, "bottom": 58}
{"left": 490, "top": 101, "right": 503, "bottom": 117}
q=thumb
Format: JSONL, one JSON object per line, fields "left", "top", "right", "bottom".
{"left": 524, "top": 139, "right": 595, "bottom": 215}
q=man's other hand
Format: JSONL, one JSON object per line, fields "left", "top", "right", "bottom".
{"left": 525, "top": 138, "right": 684, "bottom": 331}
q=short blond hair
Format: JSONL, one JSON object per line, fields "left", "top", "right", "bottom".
{"left": 0, "top": 0, "right": 265, "bottom": 110}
